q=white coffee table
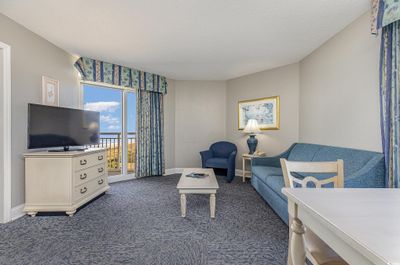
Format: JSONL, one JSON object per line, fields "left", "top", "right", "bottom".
{"left": 177, "top": 168, "right": 219, "bottom": 218}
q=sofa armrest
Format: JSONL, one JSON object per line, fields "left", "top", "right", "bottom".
{"left": 345, "top": 155, "right": 385, "bottom": 188}
{"left": 251, "top": 144, "right": 295, "bottom": 168}
{"left": 200, "top": 150, "right": 213, "bottom": 168}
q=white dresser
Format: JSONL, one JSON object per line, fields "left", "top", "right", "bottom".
{"left": 23, "top": 148, "right": 110, "bottom": 217}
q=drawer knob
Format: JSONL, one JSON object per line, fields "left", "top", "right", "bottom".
{"left": 98, "top": 155, "right": 104, "bottom": 161}
{"left": 98, "top": 167, "right": 104, "bottom": 173}
{"left": 80, "top": 173, "right": 87, "bottom": 180}
{"left": 80, "top": 159, "right": 87, "bottom": 166}
{"left": 98, "top": 179, "right": 104, "bottom": 185}
{"left": 80, "top": 187, "right": 87, "bottom": 194}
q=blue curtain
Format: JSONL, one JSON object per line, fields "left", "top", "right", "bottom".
{"left": 372, "top": 0, "right": 400, "bottom": 34}
{"left": 136, "top": 89, "right": 164, "bottom": 177}
{"left": 74, "top": 57, "right": 167, "bottom": 178}
{"left": 380, "top": 21, "right": 400, "bottom": 188}
{"left": 74, "top": 57, "right": 167, "bottom": 94}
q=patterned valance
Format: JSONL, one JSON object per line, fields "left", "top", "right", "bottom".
{"left": 371, "top": 0, "right": 400, "bottom": 34}
{"left": 74, "top": 57, "right": 167, "bottom": 94}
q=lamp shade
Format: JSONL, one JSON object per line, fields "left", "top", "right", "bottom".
{"left": 243, "top": 119, "right": 261, "bottom": 134}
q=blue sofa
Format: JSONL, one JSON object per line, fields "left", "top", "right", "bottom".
{"left": 251, "top": 143, "right": 385, "bottom": 225}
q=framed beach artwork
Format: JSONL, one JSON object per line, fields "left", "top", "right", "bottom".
{"left": 42, "top": 76, "right": 59, "bottom": 106}
{"left": 238, "top": 96, "right": 280, "bottom": 130}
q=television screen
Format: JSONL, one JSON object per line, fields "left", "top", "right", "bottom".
{"left": 28, "top": 104, "right": 100, "bottom": 149}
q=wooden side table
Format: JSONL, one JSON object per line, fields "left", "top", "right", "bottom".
{"left": 242, "top": 153, "right": 265, "bottom": 182}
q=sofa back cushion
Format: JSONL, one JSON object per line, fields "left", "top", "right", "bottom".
{"left": 312, "top": 146, "right": 380, "bottom": 177}
{"left": 288, "top": 143, "right": 322, "bottom": 161}
{"left": 288, "top": 143, "right": 383, "bottom": 177}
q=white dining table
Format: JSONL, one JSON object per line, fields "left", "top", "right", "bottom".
{"left": 282, "top": 188, "right": 400, "bottom": 265}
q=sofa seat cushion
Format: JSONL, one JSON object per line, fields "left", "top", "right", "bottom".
{"left": 205, "top": 158, "right": 228, "bottom": 168}
{"left": 252, "top": 166, "right": 286, "bottom": 201}
{"left": 264, "top": 175, "right": 287, "bottom": 201}
{"left": 253, "top": 172, "right": 287, "bottom": 201}
{"left": 252, "top": 166, "right": 283, "bottom": 179}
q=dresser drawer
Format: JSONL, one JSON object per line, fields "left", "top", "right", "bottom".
{"left": 74, "top": 151, "right": 106, "bottom": 171}
{"left": 74, "top": 175, "right": 107, "bottom": 202}
{"left": 74, "top": 163, "right": 106, "bottom": 187}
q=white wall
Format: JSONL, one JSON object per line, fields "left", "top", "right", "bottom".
{"left": 164, "top": 79, "right": 175, "bottom": 169}
{"left": 0, "top": 10, "right": 382, "bottom": 197}
{"left": 174, "top": 81, "right": 226, "bottom": 168}
{"left": 226, "top": 63, "right": 300, "bottom": 166}
{"left": 299, "top": 12, "right": 381, "bottom": 152}
{"left": 0, "top": 14, "right": 80, "bottom": 207}
{"left": 0, "top": 48, "right": 4, "bottom": 219}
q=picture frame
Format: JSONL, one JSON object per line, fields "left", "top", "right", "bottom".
{"left": 42, "top": 76, "right": 59, "bottom": 106}
{"left": 238, "top": 96, "right": 280, "bottom": 130}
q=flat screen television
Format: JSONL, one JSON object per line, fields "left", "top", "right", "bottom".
{"left": 28, "top": 104, "right": 100, "bottom": 151}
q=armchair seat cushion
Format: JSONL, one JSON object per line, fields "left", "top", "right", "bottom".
{"left": 205, "top": 158, "right": 228, "bottom": 169}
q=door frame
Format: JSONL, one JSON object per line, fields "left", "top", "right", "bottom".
{"left": 79, "top": 81, "right": 136, "bottom": 183}
{"left": 0, "top": 41, "right": 12, "bottom": 223}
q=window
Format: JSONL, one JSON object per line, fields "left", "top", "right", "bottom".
{"left": 82, "top": 83, "right": 136, "bottom": 177}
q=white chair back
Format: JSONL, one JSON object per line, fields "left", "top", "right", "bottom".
{"left": 280, "top": 159, "right": 344, "bottom": 188}
{"left": 281, "top": 159, "right": 347, "bottom": 265}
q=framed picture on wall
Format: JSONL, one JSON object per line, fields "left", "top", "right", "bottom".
{"left": 42, "top": 76, "right": 59, "bottom": 106}
{"left": 238, "top": 96, "right": 280, "bottom": 130}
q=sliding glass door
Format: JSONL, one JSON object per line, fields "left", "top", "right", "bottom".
{"left": 82, "top": 83, "right": 136, "bottom": 178}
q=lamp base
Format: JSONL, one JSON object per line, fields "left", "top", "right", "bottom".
{"left": 247, "top": 134, "right": 258, "bottom": 155}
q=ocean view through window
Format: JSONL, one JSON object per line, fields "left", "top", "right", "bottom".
{"left": 83, "top": 84, "right": 136, "bottom": 176}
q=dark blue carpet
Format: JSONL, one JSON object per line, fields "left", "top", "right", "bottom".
{"left": 0, "top": 174, "right": 288, "bottom": 265}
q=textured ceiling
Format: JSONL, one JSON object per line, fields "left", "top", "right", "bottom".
{"left": 0, "top": 0, "right": 370, "bottom": 80}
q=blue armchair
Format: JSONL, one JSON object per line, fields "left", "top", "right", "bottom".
{"left": 200, "top": 141, "right": 237, "bottom": 182}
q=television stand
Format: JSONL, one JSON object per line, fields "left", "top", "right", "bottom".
{"left": 23, "top": 148, "right": 109, "bottom": 217}
{"left": 48, "top": 146, "right": 87, "bottom": 152}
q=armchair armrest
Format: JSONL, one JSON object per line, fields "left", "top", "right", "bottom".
{"left": 251, "top": 144, "right": 295, "bottom": 168}
{"left": 200, "top": 150, "right": 213, "bottom": 168}
{"left": 345, "top": 155, "right": 385, "bottom": 188}
{"left": 228, "top": 151, "right": 237, "bottom": 167}
{"left": 227, "top": 151, "right": 237, "bottom": 182}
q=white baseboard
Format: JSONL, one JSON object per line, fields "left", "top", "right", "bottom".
{"left": 11, "top": 204, "right": 25, "bottom": 221}
{"left": 108, "top": 174, "right": 136, "bottom": 184}
{"left": 235, "top": 169, "right": 243, "bottom": 177}
{"left": 165, "top": 168, "right": 245, "bottom": 177}
{"left": 164, "top": 168, "right": 183, "bottom": 175}
{"left": 108, "top": 169, "right": 183, "bottom": 182}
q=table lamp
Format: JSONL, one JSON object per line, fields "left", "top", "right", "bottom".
{"left": 244, "top": 119, "right": 261, "bottom": 154}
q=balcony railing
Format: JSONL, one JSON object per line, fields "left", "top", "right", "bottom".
{"left": 87, "top": 132, "right": 136, "bottom": 175}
